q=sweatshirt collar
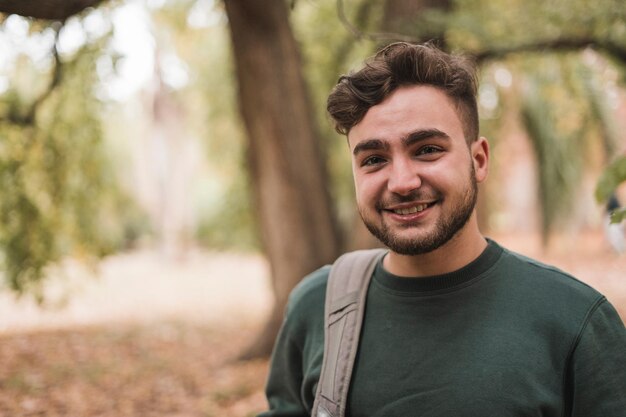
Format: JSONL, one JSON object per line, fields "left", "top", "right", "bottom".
{"left": 373, "top": 239, "right": 503, "bottom": 293}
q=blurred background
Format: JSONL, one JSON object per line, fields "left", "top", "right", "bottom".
{"left": 0, "top": 0, "right": 625, "bottom": 415}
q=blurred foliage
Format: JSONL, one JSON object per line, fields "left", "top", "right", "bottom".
{"left": 2, "top": 0, "right": 626, "bottom": 299}
{"left": 148, "top": 0, "right": 258, "bottom": 250}
{"left": 520, "top": 57, "right": 585, "bottom": 240}
{"left": 447, "top": 0, "right": 626, "bottom": 52}
{"left": 515, "top": 54, "right": 621, "bottom": 239}
{"left": 0, "top": 22, "right": 149, "bottom": 299}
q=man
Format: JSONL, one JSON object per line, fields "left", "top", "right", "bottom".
{"left": 259, "top": 42, "right": 626, "bottom": 416}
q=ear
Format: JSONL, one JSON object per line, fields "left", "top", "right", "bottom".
{"left": 471, "top": 137, "right": 489, "bottom": 183}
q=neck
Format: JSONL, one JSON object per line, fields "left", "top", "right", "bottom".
{"left": 383, "top": 215, "right": 487, "bottom": 278}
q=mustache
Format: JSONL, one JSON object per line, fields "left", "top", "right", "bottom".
{"left": 375, "top": 190, "right": 442, "bottom": 210}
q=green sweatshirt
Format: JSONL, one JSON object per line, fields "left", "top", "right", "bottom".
{"left": 259, "top": 240, "right": 626, "bottom": 417}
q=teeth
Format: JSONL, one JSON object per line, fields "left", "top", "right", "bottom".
{"left": 394, "top": 204, "right": 428, "bottom": 215}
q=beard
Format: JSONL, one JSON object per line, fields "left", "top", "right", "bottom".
{"left": 359, "top": 164, "right": 478, "bottom": 256}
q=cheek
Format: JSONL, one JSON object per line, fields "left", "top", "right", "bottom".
{"left": 353, "top": 175, "right": 379, "bottom": 205}
{"left": 426, "top": 161, "right": 469, "bottom": 191}
{"left": 353, "top": 181, "right": 368, "bottom": 205}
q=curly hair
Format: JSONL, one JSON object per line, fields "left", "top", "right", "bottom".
{"left": 327, "top": 42, "right": 479, "bottom": 142}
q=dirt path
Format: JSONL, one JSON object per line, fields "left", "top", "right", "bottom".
{"left": 0, "top": 249, "right": 273, "bottom": 333}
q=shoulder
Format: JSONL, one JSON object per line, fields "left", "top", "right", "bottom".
{"left": 488, "top": 244, "right": 622, "bottom": 350}
{"left": 287, "top": 249, "right": 385, "bottom": 312}
{"left": 498, "top": 246, "right": 604, "bottom": 304}
{"left": 486, "top": 243, "right": 611, "bottom": 334}
{"left": 280, "top": 265, "right": 330, "bottom": 350}
{"left": 286, "top": 265, "right": 330, "bottom": 315}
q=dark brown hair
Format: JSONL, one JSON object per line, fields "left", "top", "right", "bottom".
{"left": 327, "top": 42, "right": 479, "bottom": 142}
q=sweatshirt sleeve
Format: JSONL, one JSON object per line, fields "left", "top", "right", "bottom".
{"left": 257, "top": 268, "right": 328, "bottom": 417}
{"left": 569, "top": 298, "right": 626, "bottom": 417}
{"left": 257, "top": 316, "right": 309, "bottom": 417}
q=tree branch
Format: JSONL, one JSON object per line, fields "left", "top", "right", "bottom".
{"left": 336, "top": 0, "right": 420, "bottom": 43}
{"left": 3, "top": 24, "right": 64, "bottom": 126}
{"left": 333, "top": 1, "right": 626, "bottom": 68}
{"left": 25, "top": 25, "right": 64, "bottom": 124}
{"left": 474, "top": 38, "right": 626, "bottom": 65}
{"left": 0, "top": 0, "right": 105, "bottom": 21}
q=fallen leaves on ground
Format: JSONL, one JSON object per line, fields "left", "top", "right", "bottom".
{"left": 0, "top": 321, "right": 268, "bottom": 417}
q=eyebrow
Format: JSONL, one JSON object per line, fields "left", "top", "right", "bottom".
{"left": 403, "top": 128, "right": 450, "bottom": 147}
{"left": 352, "top": 139, "right": 390, "bottom": 156}
{"left": 352, "top": 128, "right": 450, "bottom": 157}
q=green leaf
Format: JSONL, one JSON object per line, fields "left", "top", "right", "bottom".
{"left": 610, "top": 208, "right": 626, "bottom": 224}
{"left": 595, "top": 156, "right": 626, "bottom": 203}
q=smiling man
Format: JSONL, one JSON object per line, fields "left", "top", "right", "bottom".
{"left": 349, "top": 84, "right": 488, "bottom": 277}
{"left": 258, "top": 42, "right": 626, "bottom": 417}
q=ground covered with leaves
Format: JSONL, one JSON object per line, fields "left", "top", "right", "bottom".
{"left": 0, "top": 248, "right": 272, "bottom": 417}
{"left": 0, "top": 321, "right": 268, "bottom": 417}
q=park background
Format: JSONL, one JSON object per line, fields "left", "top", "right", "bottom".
{"left": 0, "top": 0, "right": 625, "bottom": 415}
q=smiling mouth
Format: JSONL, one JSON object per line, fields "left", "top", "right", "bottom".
{"left": 390, "top": 202, "right": 436, "bottom": 215}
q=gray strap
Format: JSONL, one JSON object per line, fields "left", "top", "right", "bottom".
{"left": 312, "top": 249, "right": 386, "bottom": 417}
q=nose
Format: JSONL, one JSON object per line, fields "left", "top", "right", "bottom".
{"left": 387, "top": 159, "right": 422, "bottom": 195}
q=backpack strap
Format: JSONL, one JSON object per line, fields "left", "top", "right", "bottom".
{"left": 312, "top": 249, "right": 387, "bottom": 417}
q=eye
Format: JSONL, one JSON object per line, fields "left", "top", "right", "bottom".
{"left": 416, "top": 145, "right": 443, "bottom": 159}
{"left": 361, "top": 155, "right": 386, "bottom": 167}
{"left": 417, "top": 145, "right": 441, "bottom": 155}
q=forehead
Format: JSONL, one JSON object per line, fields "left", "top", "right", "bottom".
{"left": 347, "top": 85, "right": 465, "bottom": 148}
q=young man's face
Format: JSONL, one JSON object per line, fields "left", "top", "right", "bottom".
{"left": 347, "top": 85, "right": 489, "bottom": 255}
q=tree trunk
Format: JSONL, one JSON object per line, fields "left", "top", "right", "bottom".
{"left": 224, "top": 0, "right": 342, "bottom": 359}
{"left": 0, "top": 0, "right": 104, "bottom": 20}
